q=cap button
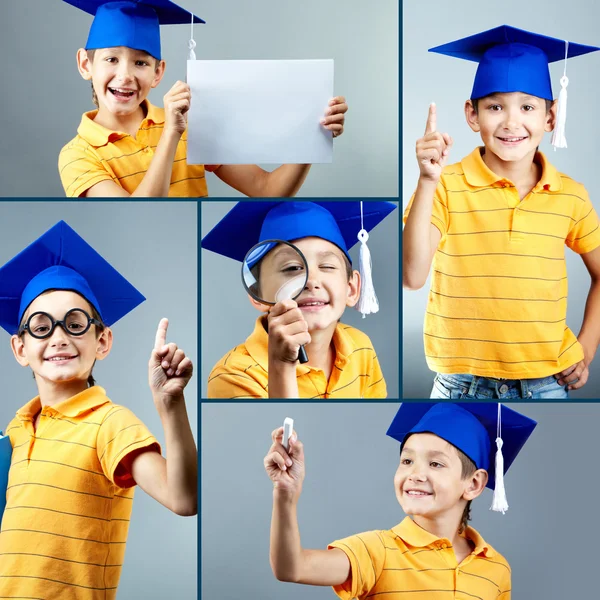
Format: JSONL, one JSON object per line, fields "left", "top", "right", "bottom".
{"left": 499, "top": 383, "right": 509, "bottom": 394}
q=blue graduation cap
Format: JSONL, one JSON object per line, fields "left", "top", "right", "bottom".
{"left": 429, "top": 25, "right": 600, "bottom": 101}
{"left": 63, "top": 0, "right": 205, "bottom": 60}
{"left": 201, "top": 201, "right": 397, "bottom": 265}
{"left": 387, "top": 403, "right": 537, "bottom": 513}
{"left": 0, "top": 221, "right": 145, "bottom": 335}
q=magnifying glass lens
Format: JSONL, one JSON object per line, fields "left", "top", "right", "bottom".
{"left": 241, "top": 240, "right": 310, "bottom": 364}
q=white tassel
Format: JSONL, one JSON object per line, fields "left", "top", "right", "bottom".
{"left": 188, "top": 13, "right": 196, "bottom": 60}
{"left": 356, "top": 228, "right": 379, "bottom": 318}
{"left": 551, "top": 75, "right": 568, "bottom": 150}
{"left": 551, "top": 40, "right": 569, "bottom": 150}
{"left": 490, "top": 404, "right": 508, "bottom": 514}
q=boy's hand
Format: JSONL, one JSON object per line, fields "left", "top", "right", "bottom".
{"left": 267, "top": 300, "right": 311, "bottom": 364}
{"left": 164, "top": 81, "right": 191, "bottom": 136}
{"left": 264, "top": 426, "right": 305, "bottom": 497}
{"left": 555, "top": 342, "right": 595, "bottom": 390}
{"left": 416, "top": 103, "right": 453, "bottom": 182}
{"left": 320, "top": 96, "right": 347, "bottom": 138}
{"left": 149, "top": 318, "right": 194, "bottom": 401}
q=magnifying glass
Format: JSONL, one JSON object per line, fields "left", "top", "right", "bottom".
{"left": 241, "top": 239, "right": 309, "bottom": 364}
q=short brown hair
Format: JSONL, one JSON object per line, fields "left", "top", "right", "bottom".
{"left": 456, "top": 446, "right": 477, "bottom": 534}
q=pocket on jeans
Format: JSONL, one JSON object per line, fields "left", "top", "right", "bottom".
{"left": 431, "top": 375, "right": 452, "bottom": 399}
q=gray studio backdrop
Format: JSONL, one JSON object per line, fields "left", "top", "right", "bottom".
{"left": 402, "top": 0, "right": 600, "bottom": 398}
{"left": 0, "top": 203, "right": 197, "bottom": 599}
{"left": 0, "top": 0, "right": 398, "bottom": 198}
{"left": 200, "top": 201, "right": 400, "bottom": 398}
{"left": 201, "top": 402, "right": 600, "bottom": 600}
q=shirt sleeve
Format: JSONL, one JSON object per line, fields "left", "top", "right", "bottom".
{"left": 97, "top": 405, "right": 161, "bottom": 488}
{"left": 328, "top": 530, "right": 387, "bottom": 600}
{"left": 58, "top": 143, "right": 115, "bottom": 198}
{"left": 497, "top": 563, "right": 511, "bottom": 599}
{"left": 402, "top": 179, "right": 450, "bottom": 237}
{"left": 566, "top": 187, "right": 600, "bottom": 254}
{"left": 364, "top": 355, "right": 386, "bottom": 398}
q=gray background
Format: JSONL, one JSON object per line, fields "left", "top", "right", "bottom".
{"left": 402, "top": 0, "right": 600, "bottom": 398}
{"left": 201, "top": 402, "right": 600, "bottom": 600}
{"left": 0, "top": 0, "right": 398, "bottom": 198}
{"left": 200, "top": 201, "right": 400, "bottom": 398}
{"left": 0, "top": 203, "right": 197, "bottom": 599}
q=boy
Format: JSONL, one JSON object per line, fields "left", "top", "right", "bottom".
{"left": 0, "top": 221, "right": 197, "bottom": 599}
{"left": 202, "top": 201, "right": 397, "bottom": 398}
{"left": 264, "top": 402, "right": 536, "bottom": 599}
{"left": 58, "top": 0, "right": 348, "bottom": 198}
{"left": 402, "top": 25, "right": 600, "bottom": 398}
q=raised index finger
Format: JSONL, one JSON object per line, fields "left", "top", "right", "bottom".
{"left": 154, "top": 318, "right": 169, "bottom": 351}
{"left": 425, "top": 102, "right": 437, "bottom": 135}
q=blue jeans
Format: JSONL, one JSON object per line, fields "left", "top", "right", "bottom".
{"left": 430, "top": 373, "right": 569, "bottom": 399}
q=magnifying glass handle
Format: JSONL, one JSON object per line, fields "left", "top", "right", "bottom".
{"left": 298, "top": 345, "right": 309, "bottom": 364}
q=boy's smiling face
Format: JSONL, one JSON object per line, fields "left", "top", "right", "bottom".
{"left": 465, "top": 92, "right": 556, "bottom": 165}
{"left": 78, "top": 46, "right": 165, "bottom": 116}
{"left": 10, "top": 290, "right": 112, "bottom": 386}
{"left": 257, "top": 237, "right": 360, "bottom": 332}
{"left": 395, "top": 433, "right": 487, "bottom": 523}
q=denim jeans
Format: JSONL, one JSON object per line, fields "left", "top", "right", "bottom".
{"left": 430, "top": 373, "right": 569, "bottom": 399}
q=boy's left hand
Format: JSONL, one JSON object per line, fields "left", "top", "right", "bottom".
{"left": 149, "top": 318, "right": 194, "bottom": 400}
{"left": 555, "top": 342, "right": 594, "bottom": 389}
{"left": 320, "top": 96, "right": 348, "bottom": 138}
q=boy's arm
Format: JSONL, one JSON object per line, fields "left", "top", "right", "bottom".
{"left": 402, "top": 103, "right": 451, "bottom": 290}
{"left": 125, "top": 318, "right": 197, "bottom": 515}
{"left": 213, "top": 164, "right": 312, "bottom": 198}
{"left": 83, "top": 82, "right": 190, "bottom": 198}
{"left": 211, "top": 96, "right": 347, "bottom": 197}
{"left": 555, "top": 245, "right": 600, "bottom": 389}
{"left": 265, "top": 427, "right": 351, "bottom": 585}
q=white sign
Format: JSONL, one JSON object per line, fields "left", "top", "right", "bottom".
{"left": 186, "top": 59, "right": 334, "bottom": 165}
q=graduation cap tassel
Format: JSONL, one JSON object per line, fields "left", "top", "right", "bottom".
{"left": 490, "top": 404, "right": 509, "bottom": 514}
{"left": 356, "top": 201, "right": 379, "bottom": 318}
{"left": 188, "top": 12, "right": 196, "bottom": 60}
{"left": 551, "top": 40, "right": 569, "bottom": 150}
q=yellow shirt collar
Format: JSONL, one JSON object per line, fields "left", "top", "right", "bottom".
{"left": 244, "top": 316, "right": 358, "bottom": 377}
{"left": 76, "top": 100, "right": 166, "bottom": 147}
{"left": 460, "top": 146, "right": 563, "bottom": 192}
{"left": 392, "top": 516, "right": 495, "bottom": 557}
{"left": 16, "top": 386, "right": 111, "bottom": 420}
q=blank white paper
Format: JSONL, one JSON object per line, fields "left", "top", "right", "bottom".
{"left": 186, "top": 59, "right": 334, "bottom": 165}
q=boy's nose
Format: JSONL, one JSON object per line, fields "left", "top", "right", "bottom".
{"left": 502, "top": 108, "right": 521, "bottom": 129}
{"left": 48, "top": 326, "right": 69, "bottom": 345}
{"left": 116, "top": 63, "right": 134, "bottom": 82}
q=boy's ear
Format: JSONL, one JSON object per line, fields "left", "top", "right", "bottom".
{"left": 463, "top": 468, "right": 488, "bottom": 501}
{"left": 95, "top": 327, "right": 113, "bottom": 361}
{"left": 545, "top": 99, "right": 558, "bottom": 133}
{"left": 464, "top": 99, "right": 480, "bottom": 133}
{"left": 150, "top": 60, "right": 167, "bottom": 89}
{"left": 345, "top": 270, "right": 361, "bottom": 308}
{"left": 10, "top": 335, "right": 29, "bottom": 367}
{"left": 247, "top": 294, "right": 271, "bottom": 313}
{"left": 77, "top": 48, "right": 93, "bottom": 81}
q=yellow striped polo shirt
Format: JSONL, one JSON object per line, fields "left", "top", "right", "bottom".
{"left": 58, "top": 100, "right": 214, "bottom": 197}
{"left": 404, "top": 147, "right": 600, "bottom": 379}
{"left": 207, "top": 316, "right": 387, "bottom": 398}
{"left": 0, "top": 386, "right": 160, "bottom": 600}
{"left": 329, "top": 516, "right": 511, "bottom": 600}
